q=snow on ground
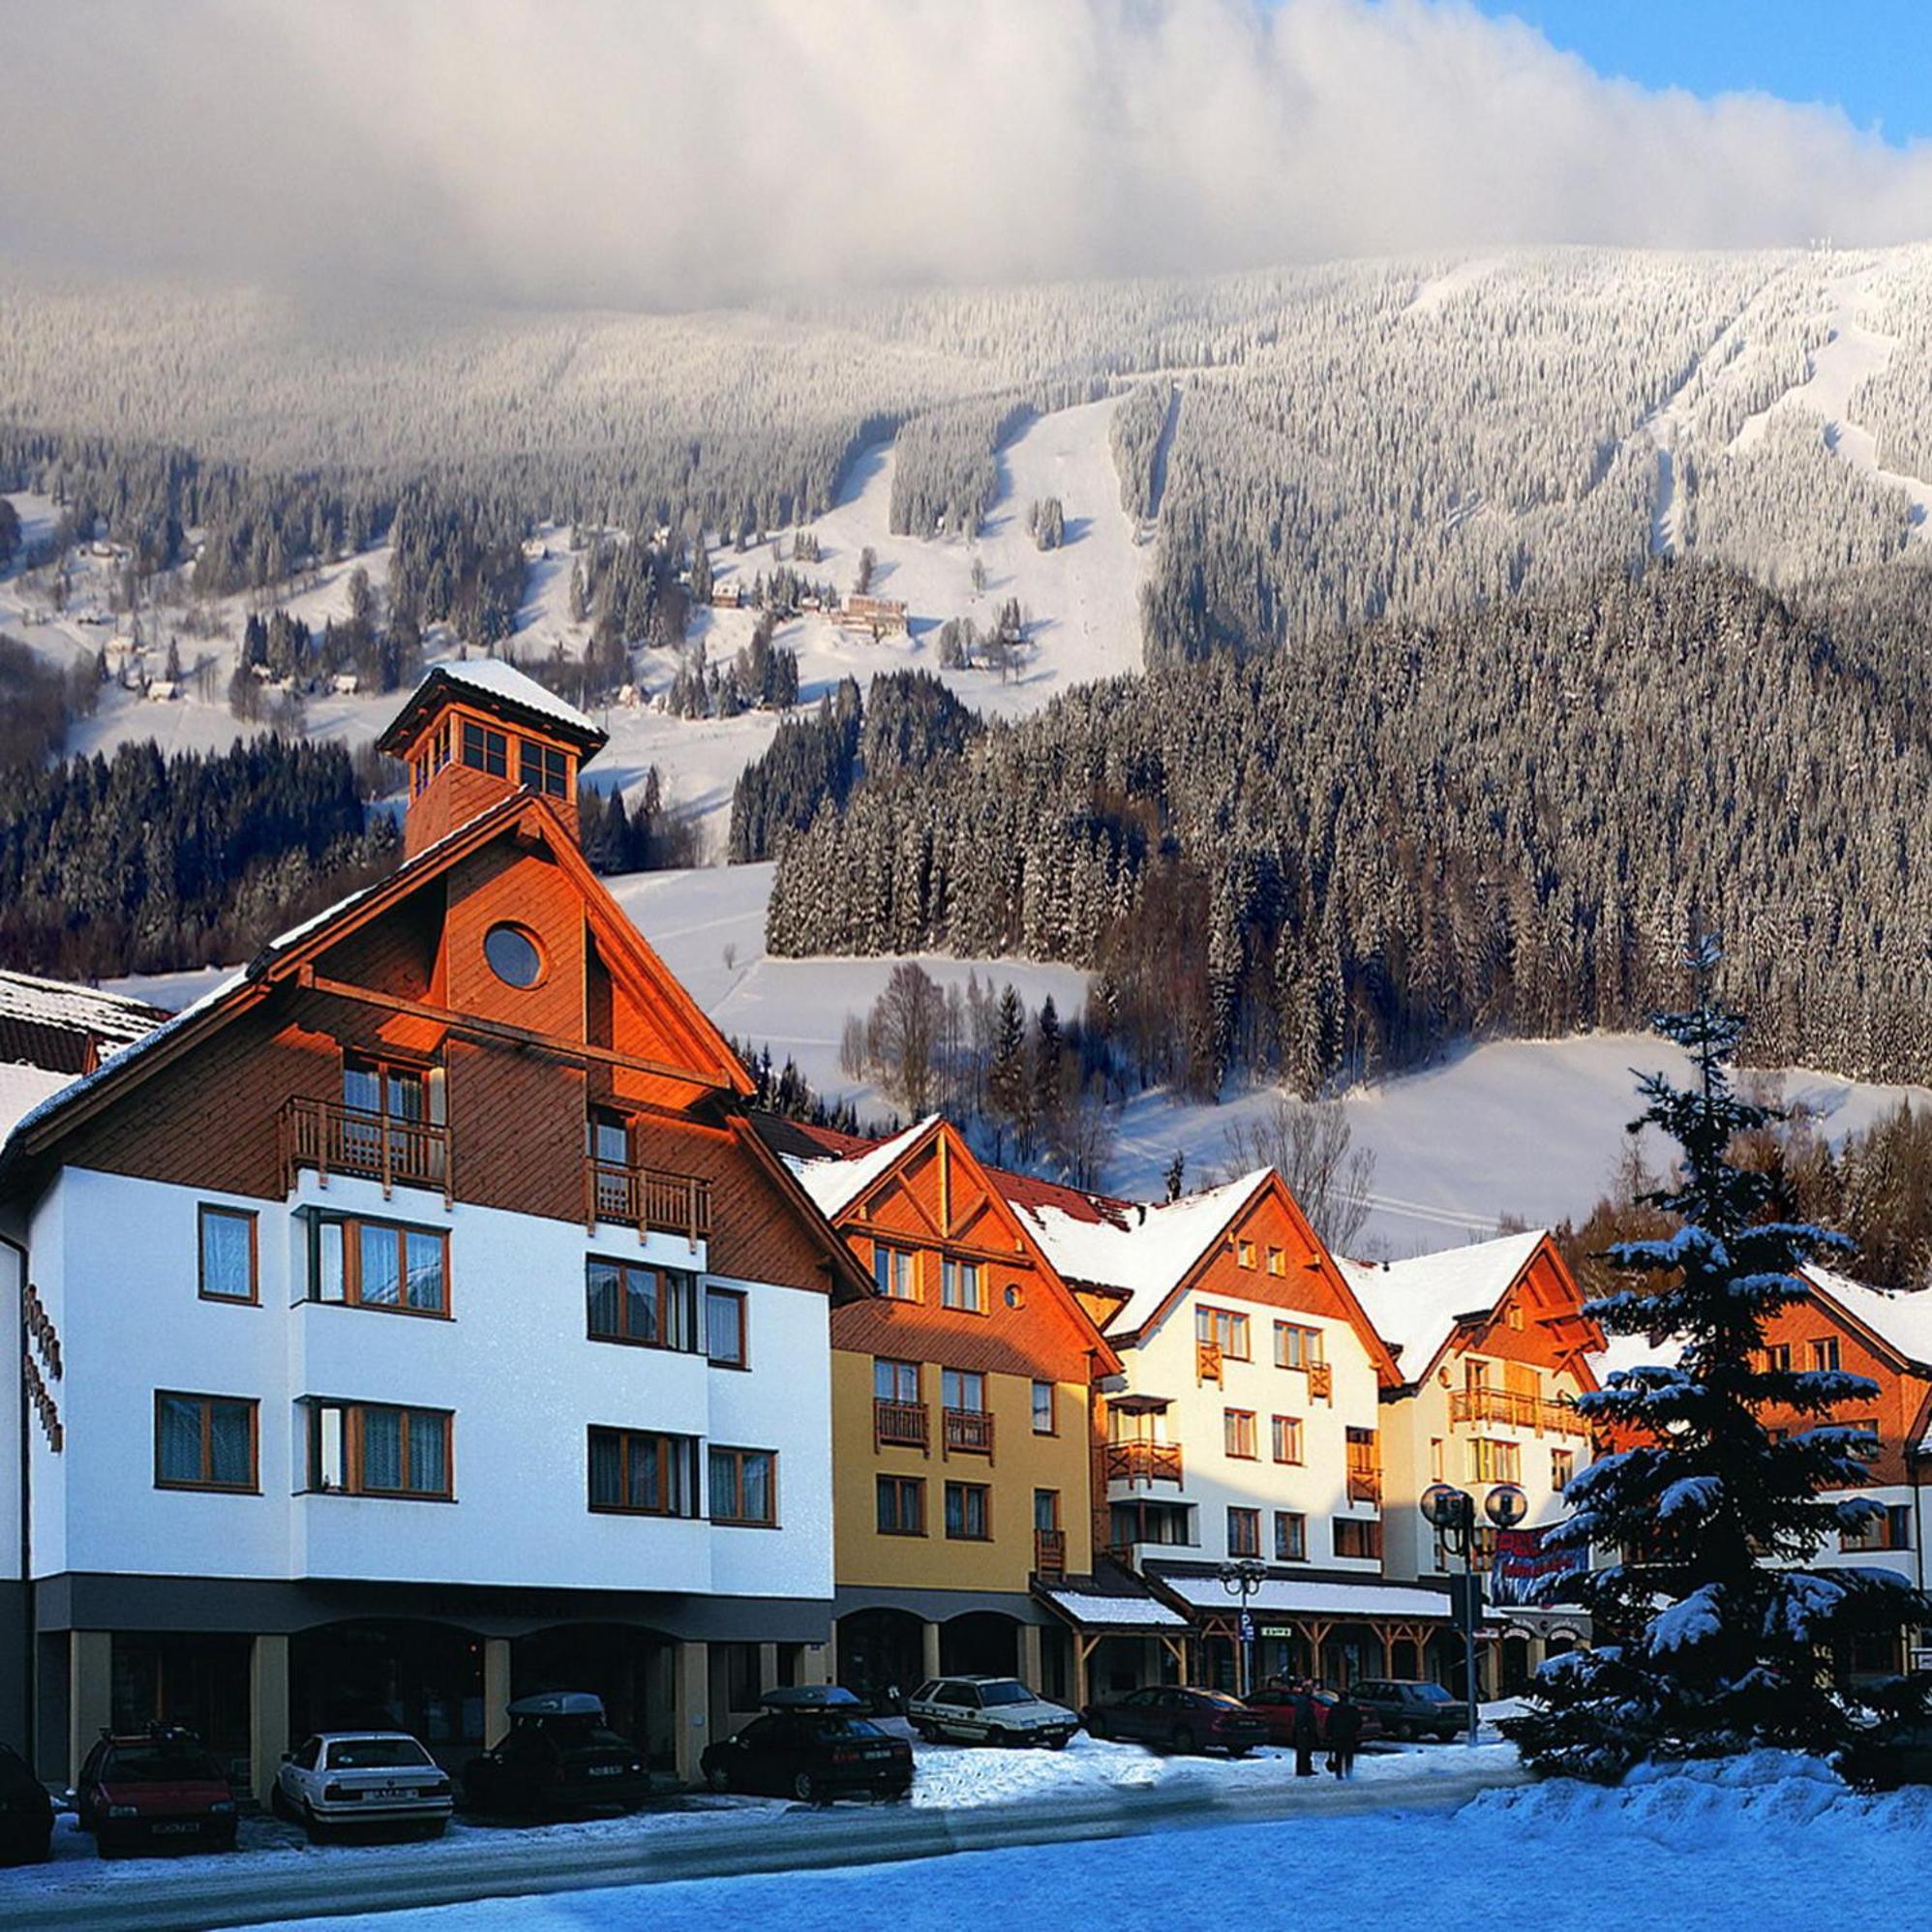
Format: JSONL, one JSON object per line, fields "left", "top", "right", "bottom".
{"left": 238, "top": 1750, "right": 1929, "bottom": 1932}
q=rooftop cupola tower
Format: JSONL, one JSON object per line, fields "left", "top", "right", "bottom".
{"left": 377, "top": 659, "right": 608, "bottom": 858}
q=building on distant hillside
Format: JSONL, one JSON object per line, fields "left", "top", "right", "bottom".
{"left": 1341, "top": 1230, "right": 1602, "bottom": 1689}
{"left": 0, "top": 658, "right": 867, "bottom": 1796}
{"left": 757, "top": 1115, "right": 1129, "bottom": 1708}
{"left": 835, "top": 594, "right": 909, "bottom": 639}
{"left": 0, "top": 971, "right": 166, "bottom": 1079}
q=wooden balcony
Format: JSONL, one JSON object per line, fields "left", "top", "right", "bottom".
{"left": 1033, "top": 1527, "right": 1068, "bottom": 1581}
{"left": 281, "top": 1097, "right": 450, "bottom": 1203}
{"left": 943, "top": 1406, "right": 995, "bottom": 1458}
{"left": 1346, "top": 1468, "right": 1382, "bottom": 1506}
{"left": 1308, "top": 1362, "right": 1333, "bottom": 1402}
{"left": 874, "top": 1399, "right": 929, "bottom": 1453}
{"left": 1103, "top": 1439, "right": 1184, "bottom": 1489}
{"left": 585, "top": 1157, "right": 712, "bottom": 1247}
{"left": 1196, "top": 1339, "right": 1223, "bottom": 1386}
{"left": 1449, "top": 1387, "right": 1590, "bottom": 1437}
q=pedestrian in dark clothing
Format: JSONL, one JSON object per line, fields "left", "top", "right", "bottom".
{"left": 1327, "top": 1691, "right": 1363, "bottom": 1779}
{"left": 1291, "top": 1682, "right": 1319, "bottom": 1777}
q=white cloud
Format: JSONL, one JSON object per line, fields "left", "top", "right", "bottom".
{"left": 3, "top": 0, "right": 1929, "bottom": 307}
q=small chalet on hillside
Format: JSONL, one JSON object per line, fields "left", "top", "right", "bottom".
{"left": 0, "top": 660, "right": 867, "bottom": 1796}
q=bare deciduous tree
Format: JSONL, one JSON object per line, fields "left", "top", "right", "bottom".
{"left": 1222, "top": 1097, "right": 1375, "bottom": 1253}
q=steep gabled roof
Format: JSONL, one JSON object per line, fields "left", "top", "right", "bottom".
{"left": 785, "top": 1117, "right": 937, "bottom": 1221}
{"left": 0, "top": 970, "right": 166, "bottom": 1073}
{"left": 1, "top": 790, "right": 749, "bottom": 1173}
{"left": 1800, "top": 1264, "right": 1932, "bottom": 1374}
{"left": 1338, "top": 1228, "right": 1548, "bottom": 1383}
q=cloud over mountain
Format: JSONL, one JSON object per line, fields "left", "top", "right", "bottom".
{"left": 6, "top": 0, "right": 1931, "bottom": 308}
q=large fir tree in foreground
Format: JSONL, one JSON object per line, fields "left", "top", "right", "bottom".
{"left": 1505, "top": 941, "right": 1928, "bottom": 1781}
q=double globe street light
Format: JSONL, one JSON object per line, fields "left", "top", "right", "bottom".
{"left": 1420, "top": 1479, "right": 1528, "bottom": 1748}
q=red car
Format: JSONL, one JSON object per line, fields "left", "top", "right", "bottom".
{"left": 1081, "top": 1686, "right": 1272, "bottom": 1756}
{"left": 1243, "top": 1686, "right": 1384, "bottom": 1747}
{"left": 74, "top": 1729, "right": 238, "bottom": 1857}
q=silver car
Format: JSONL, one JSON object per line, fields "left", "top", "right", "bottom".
{"left": 273, "top": 1732, "right": 454, "bottom": 1838}
{"left": 907, "top": 1676, "right": 1078, "bottom": 1748}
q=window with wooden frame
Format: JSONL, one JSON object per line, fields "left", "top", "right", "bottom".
{"left": 310, "top": 1215, "right": 448, "bottom": 1315}
{"left": 1196, "top": 1305, "right": 1252, "bottom": 1360}
{"left": 1274, "top": 1510, "right": 1307, "bottom": 1561}
{"left": 461, "top": 718, "right": 508, "bottom": 777}
{"left": 519, "top": 737, "right": 570, "bottom": 799}
{"left": 1333, "top": 1516, "right": 1381, "bottom": 1561}
{"left": 1266, "top": 1246, "right": 1285, "bottom": 1277}
{"left": 1223, "top": 1408, "right": 1258, "bottom": 1459}
{"left": 1430, "top": 1437, "right": 1446, "bottom": 1480}
{"left": 944, "top": 1481, "right": 991, "bottom": 1541}
{"left": 198, "top": 1205, "right": 258, "bottom": 1304}
{"left": 709, "top": 1447, "right": 777, "bottom": 1526}
{"left": 874, "top": 1357, "right": 921, "bottom": 1403}
{"left": 310, "top": 1402, "right": 452, "bottom": 1499}
{"left": 342, "top": 1053, "right": 438, "bottom": 1126}
{"left": 1762, "top": 1343, "right": 1793, "bottom": 1374}
{"left": 1551, "top": 1447, "right": 1575, "bottom": 1493}
{"left": 941, "top": 1257, "right": 984, "bottom": 1313}
{"left": 1236, "top": 1239, "right": 1257, "bottom": 1270}
{"left": 1468, "top": 1437, "right": 1521, "bottom": 1485}
{"left": 1506, "top": 1302, "right": 1524, "bottom": 1330}
{"left": 587, "top": 1426, "right": 698, "bottom": 1517}
{"left": 873, "top": 1245, "right": 918, "bottom": 1301}
{"left": 155, "top": 1392, "right": 258, "bottom": 1493}
{"left": 877, "top": 1474, "right": 924, "bottom": 1535}
{"left": 705, "top": 1287, "right": 748, "bottom": 1368}
{"left": 1031, "top": 1379, "right": 1056, "bottom": 1434}
{"left": 1810, "top": 1337, "right": 1842, "bottom": 1373}
{"left": 941, "top": 1368, "right": 986, "bottom": 1413}
{"left": 1226, "top": 1506, "right": 1261, "bottom": 1557}
{"left": 1274, "top": 1322, "right": 1323, "bottom": 1371}
{"left": 587, "top": 1258, "right": 699, "bottom": 1349}
{"left": 1271, "top": 1414, "right": 1304, "bottom": 1464}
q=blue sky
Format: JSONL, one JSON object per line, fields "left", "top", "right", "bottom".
{"left": 1473, "top": 2, "right": 1932, "bottom": 142}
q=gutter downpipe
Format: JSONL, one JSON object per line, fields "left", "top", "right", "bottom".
{"left": 1, "top": 1228, "right": 31, "bottom": 1773}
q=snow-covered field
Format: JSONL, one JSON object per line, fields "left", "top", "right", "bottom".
{"left": 236, "top": 1752, "right": 1931, "bottom": 1932}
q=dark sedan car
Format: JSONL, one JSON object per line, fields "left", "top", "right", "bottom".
{"left": 1081, "top": 1685, "right": 1271, "bottom": 1756}
{"left": 74, "top": 1730, "right": 237, "bottom": 1857}
{"left": 1348, "top": 1678, "right": 1469, "bottom": 1741}
{"left": 701, "top": 1686, "right": 913, "bottom": 1803}
{"left": 1244, "top": 1686, "right": 1385, "bottom": 1747}
{"left": 0, "top": 1741, "right": 54, "bottom": 1866}
{"left": 462, "top": 1692, "right": 651, "bottom": 1816}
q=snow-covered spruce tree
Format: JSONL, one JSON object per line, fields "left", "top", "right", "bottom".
{"left": 1504, "top": 940, "right": 1929, "bottom": 1781}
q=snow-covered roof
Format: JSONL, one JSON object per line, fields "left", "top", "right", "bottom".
{"left": 1156, "top": 1573, "right": 1476, "bottom": 1622}
{"left": 1802, "top": 1263, "right": 1932, "bottom": 1371}
{"left": 0, "top": 970, "right": 166, "bottom": 1052}
{"left": 1034, "top": 1586, "right": 1189, "bottom": 1631}
{"left": 1338, "top": 1228, "right": 1546, "bottom": 1378}
{"left": 1588, "top": 1329, "right": 1687, "bottom": 1381}
{"left": 432, "top": 656, "right": 598, "bottom": 737}
{"left": 782, "top": 1116, "right": 937, "bottom": 1221}
{"left": 0, "top": 1064, "right": 75, "bottom": 1143}
{"left": 1011, "top": 1169, "right": 1274, "bottom": 1332}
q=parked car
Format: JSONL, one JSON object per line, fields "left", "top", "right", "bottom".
{"left": 461, "top": 1693, "right": 650, "bottom": 1816}
{"left": 906, "top": 1676, "right": 1078, "bottom": 1748}
{"left": 73, "top": 1728, "right": 237, "bottom": 1857}
{"left": 1243, "top": 1685, "right": 1385, "bottom": 1747}
{"left": 273, "top": 1732, "right": 453, "bottom": 1838}
{"left": 1080, "top": 1686, "right": 1271, "bottom": 1756}
{"left": 701, "top": 1685, "right": 913, "bottom": 1803}
{"left": 1841, "top": 1722, "right": 1932, "bottom": 1792}
{"left": 1348, "top": 1678, "right": 1469, "bottom": 1741}
{"left": 0, "top": 1741, "right": 54, "bottom": 1866}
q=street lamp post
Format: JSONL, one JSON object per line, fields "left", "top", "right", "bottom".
{"left": 1419, "top": 1480, "right": 1527, "bottom": 1748}
{"left": 1218, "top": 1557, "right": 1267, "bottom": 1697}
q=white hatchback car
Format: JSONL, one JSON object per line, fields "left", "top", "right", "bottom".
{"left": 906, "top": 1676, "right": 1079, "bottom": 1747}
{"left": 273, "top": 1732, "right": 454, "bottom": 1838}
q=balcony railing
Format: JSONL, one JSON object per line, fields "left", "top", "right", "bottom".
{"left": 1449, "top": 1387, "right": 1590, "bottom": 1437}
{"left": 943, "top": 1406, "right": 995, "bottom": 1458}
{"left": 1308, "top": 1362, "right": 1334, "bottom": 1403}
{"left": 1104, "top": 1439, "right": 1184, "bottom": 1489}
{"left": 1196, "top": 1339, "right": 1223, "bottom": 1386}
{"left": 1033, "top": 1527, "right": 1068, "bottom": 1580}
{"left": 1346, "top": 1468, "right": 1383, "bottom": 1506}
{"left": 281, "top": 1097, "right": 450, "bottom": 1203}
{"left": 585, "top": 1158, "right": 713, "bottom": 1247}
{"left": 874, "top": 1399, "right": 929, "bottom": 1453}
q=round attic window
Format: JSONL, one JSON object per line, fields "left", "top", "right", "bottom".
{"left": 484, "top": 922, "right": 544, "bottom": 988}
{"left": 1005, "top": 1283, "right": 1025, "bottom": 1311}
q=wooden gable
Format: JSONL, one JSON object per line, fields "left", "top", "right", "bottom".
{"left": 1453, "top": 1240, "right": 1602, "bottom": 1388}
{"left": 830, "top": 1122, "right": 1119, "bottom": 1382}
{"left": 1760, "top": 1288, "right": 1932, "bottom": 1488}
